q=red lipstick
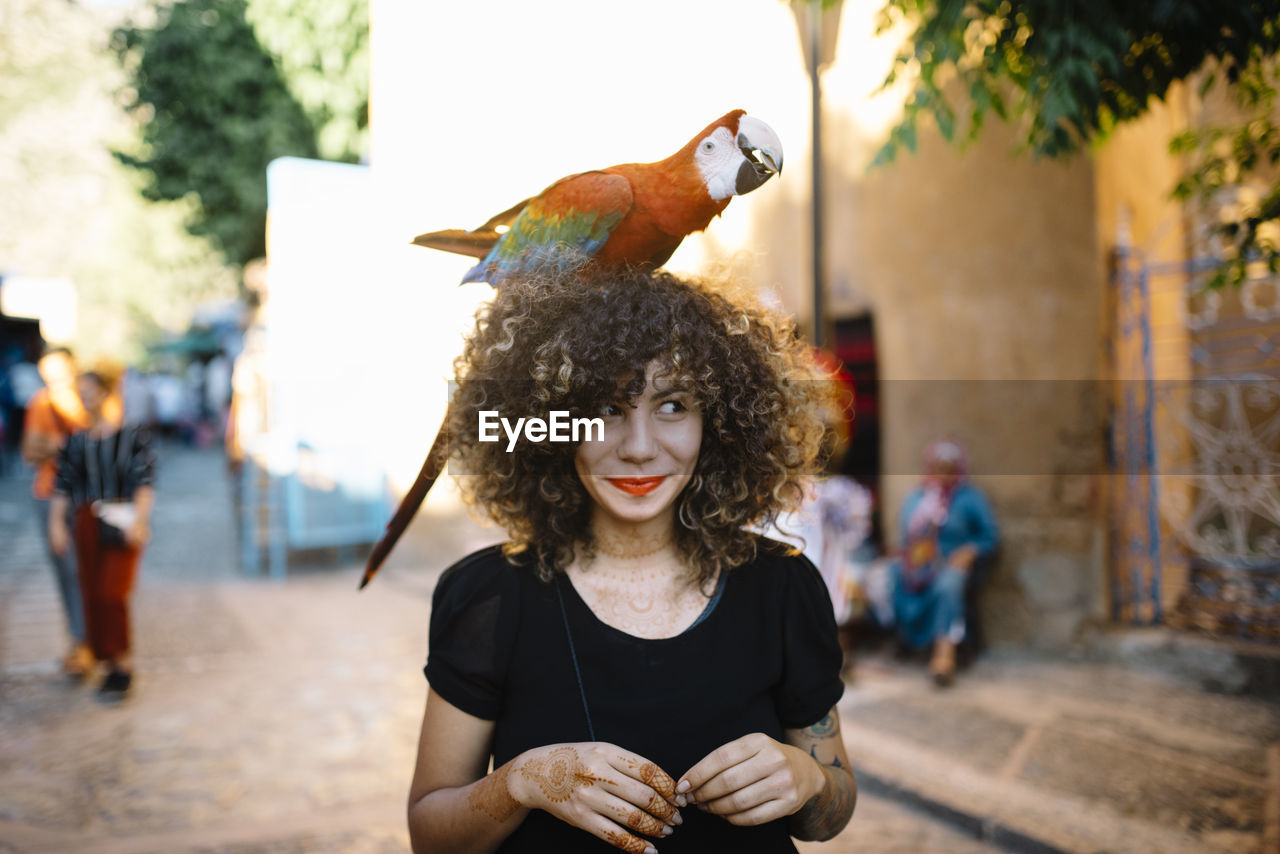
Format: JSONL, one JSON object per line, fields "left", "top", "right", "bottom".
{"left": 608, "top": 477, "right": 666, "bottom": 496}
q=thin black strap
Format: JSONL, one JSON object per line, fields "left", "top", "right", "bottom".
{"left": 553, "top": 576, "right": 596, "bottom": 742}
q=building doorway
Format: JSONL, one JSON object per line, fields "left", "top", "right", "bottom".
{"left": 832, "top": 313, "right": 882, "bottom": 548}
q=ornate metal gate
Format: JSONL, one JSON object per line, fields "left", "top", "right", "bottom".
{"left": 1108, "top": 239, "right": 1280, "bottom": 644}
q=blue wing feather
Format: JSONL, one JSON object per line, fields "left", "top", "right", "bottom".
{"left": 463, "top": 172, "right": 633, "bottom": 287}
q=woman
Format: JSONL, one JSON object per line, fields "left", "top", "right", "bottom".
{"left": 49, "top": 369, "right": 155, "bottom": 700}
{"left": 408, "top": 269, "right": 857, "bottom": 853}
{"left": 21, "top": 348, "right": 93, "bottom": 677}
{"left": 891, "top": 440, "right": 999, "bottom": 686}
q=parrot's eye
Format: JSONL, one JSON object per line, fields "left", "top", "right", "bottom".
{"left": 701, "top": 140, "right": 716, "bottom": 152}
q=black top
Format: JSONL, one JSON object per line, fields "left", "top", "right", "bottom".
{"left": 425, "top": 537, "right": 844, "bottom": 853}
{"left": 55, "top": 427, "right": 156, "bottom": 507}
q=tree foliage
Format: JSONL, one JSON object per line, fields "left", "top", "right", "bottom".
{"left": 246, "top": 0, "right": 369, "bottom": 162}
{"left": 112, "top": 0, "right": 369, "bottom": 268}
{"left": 1171, "top": 58, "right": 1280, "bottom": 288}
{"left": 0, "top": 0, "right": 237, "bottom": 363}
{"left": 873, "top": 0, "right": 1280, "bottom": 286}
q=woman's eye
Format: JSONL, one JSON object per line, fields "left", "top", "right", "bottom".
{"left": 657, "top": 399, "right": 687, "bottom": 415}
{"left": 601, "top": 402, "right": 624, "bottom": 417}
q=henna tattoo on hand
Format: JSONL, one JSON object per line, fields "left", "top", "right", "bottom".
{"left": 520, "top": 746, "right": 614, "bottom": 803}
{"left": 614, "top": 804, "right": 664, "bottom": 836}
{"left": 600, "top": 827, "right": 649, "bottom": 854}
{"left": 467, "top": 762, "right": 521, "bottom": 822}
{"left": 620, "top": 756, "right": 677, "bottom": 802}
{"left": 502, "top": 748, "right": 674, "bottom": 852}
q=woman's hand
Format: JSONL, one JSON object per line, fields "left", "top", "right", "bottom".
{"left": 49, "top": 519, "right": 70, "bottom": 557}
{"left": 125, "top": 519, "right": 150, "bottom": 548}
{"left": 507, "top": 742, "right": 681, "bottom": 853}
{"left": 947, "top": 544, "right": 978, "bottom": 573}
{"left": 129, "top": 487, "right": 156, "bottom": 548}
{"left": 677, "top": 733, "right": 824, "bottom": 826}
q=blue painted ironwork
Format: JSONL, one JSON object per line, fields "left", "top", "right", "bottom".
{"left": 1109, "top": 242, "right": 1280, "bottom": 642}
{"left": 1109, "top": 240, "right": 1164, "bottom": 625}
{"left": 1139, "top": 264, "right": 1163, "bottom": 623}
{"left": 282, "top": 443, "right": 390, "bottom": 552}
{"left": 239, "top": 445, "right": 389, "bottom": 580}
{"left": 240, "top": 455, "right": 287, "bottom": 580}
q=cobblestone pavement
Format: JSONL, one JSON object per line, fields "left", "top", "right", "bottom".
{"left": 840, "top": 651, "right": 1280, "bottom": 854}
{"left": 0, "top": 445, "right": 1000, "bottom": 854}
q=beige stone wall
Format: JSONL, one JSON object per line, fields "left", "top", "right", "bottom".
{"left": 729, "top": 103, "right": 1109, "bottom": 645}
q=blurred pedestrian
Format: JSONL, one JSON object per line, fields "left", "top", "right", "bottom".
{"left": 0, "top": 405, "right": 8, "bottom": 476}
{"left": 206, "top": 352, "right": 231, "bottom": 428}
{"left": 6, "top": 352, "right": 42, "bottom": 467}
{"left": 149, "top": 372, "right": 185, "bottom": 439}
{"left": 121, "top": 366, "right": 151, "bottom": 427}
{"left": 21, "top": 347, "right": 92, "bottom": 677}
{"left": 48, "top": 367, "right": 156, "bottom": 701}
{"left": 0, "top": 349, "right": 17, "bottom": 474}
{"left": 890, "top": 439, "right": 999, "bottom": 687}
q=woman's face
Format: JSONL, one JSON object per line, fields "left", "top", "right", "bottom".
{"left": 574, "top": 362, "right": 703, "bottom": 527}
{"left": 76, "top": 376, "right": 108, "bottom": 415}
{"left": 38, "top": 353, "right": 76, "bottom": 391}
{"left": 927, "top": 460, "right": 961, "bottom": 489}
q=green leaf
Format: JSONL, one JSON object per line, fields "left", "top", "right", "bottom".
{"left": 936, "top": 101, "right": 956, "bottom": 140}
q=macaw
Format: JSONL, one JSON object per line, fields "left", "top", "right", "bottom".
{"left": 360, "top": 109, "right": 783, "bottom": 588}
{"left": 412, "top": 109, "right": 783, "bottom": 287}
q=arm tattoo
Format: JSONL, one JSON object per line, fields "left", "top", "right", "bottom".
{"left": 467, "top": 762, "right": 521, "bottom": 822}
{"left": 810, "top": 744, "right": 843, "bottom": 769}
{"left": 808, "top": 712, "right": 838, "bottom": 737}
{"left": 788, "top": 711, "right": 856, "bottom": 841}
{"left": 789, "top": 763, "right": 856, "bottom": 841}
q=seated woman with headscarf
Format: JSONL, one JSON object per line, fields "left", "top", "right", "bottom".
{"left": 891, "top": 440, "right": 998, "bottom": 687}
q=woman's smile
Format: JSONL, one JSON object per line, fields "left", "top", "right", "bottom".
{"left": 607, "top": 476, "right": 667, "bottom": 497}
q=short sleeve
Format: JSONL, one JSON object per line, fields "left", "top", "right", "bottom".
{"left": 54, "top": 434, "right": 80, "bottom": 496}
{"left": 131, "top": 428, "right": 156, "bottom": 489}
{"left": 424, "top": 547, "right": 521, "bottom": 721}
{"left": 772, "top": 552, "right": 845, "bottom": 729}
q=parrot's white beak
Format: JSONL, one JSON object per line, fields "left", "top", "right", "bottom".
{"left": 735, "top": 115, "right": 784, "bottom": 195}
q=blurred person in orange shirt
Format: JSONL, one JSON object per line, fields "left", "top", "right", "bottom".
{"left": 22, "top": 347, "right": 92, "bottom": 676}
{"left": 49, "top": 367, "right": 154, "bottom": 701}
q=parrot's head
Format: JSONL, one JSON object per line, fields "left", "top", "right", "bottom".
{"left": 688, "top": 109, "right": 784, "bottom": 201}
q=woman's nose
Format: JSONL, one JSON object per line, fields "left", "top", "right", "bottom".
{"left": 617, "top": 414, "right": 658, "bottom": 463}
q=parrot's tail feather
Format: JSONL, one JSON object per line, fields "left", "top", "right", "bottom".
{"left": 474, "top": 197, "right": 531, "bottom": 233}
{"left": 359, "top": 419, "right": 451, "bottom": 589}
{"left": 461, "top": 260, "right": 492, "bottom": 285}
{"left": 412, "top": 229, "right": 500, "bottom": 259}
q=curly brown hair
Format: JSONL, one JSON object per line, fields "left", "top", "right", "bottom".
{"left": 448, "top": 267, "right": 836, "bottom": 584}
